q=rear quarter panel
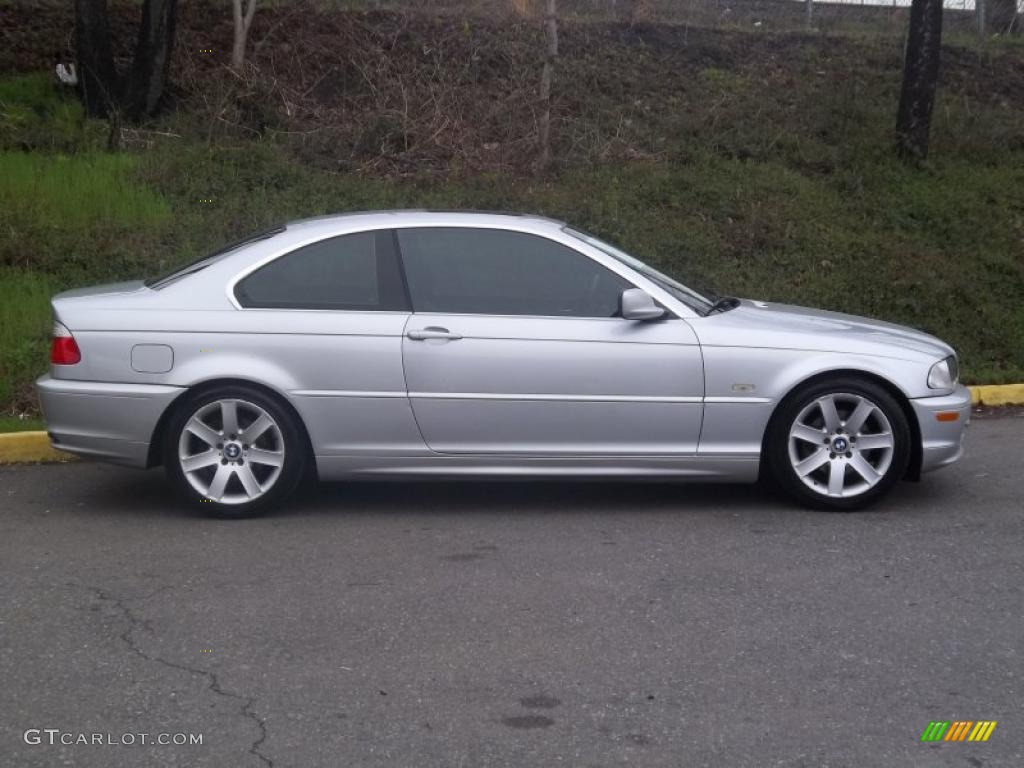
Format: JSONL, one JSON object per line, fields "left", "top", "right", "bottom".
{"left": 52, "top": 302, "right": 425, "bottom": 457}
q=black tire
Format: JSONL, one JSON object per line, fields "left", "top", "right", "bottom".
{"left": 766, "top": 376, "right": 912, "bottom": 511}
{"left": 163, "top": 384, "right": 308, "bottom": 518}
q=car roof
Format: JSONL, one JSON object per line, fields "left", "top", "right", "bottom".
{"left": 284, "top": 210, "right": 566, "bottom": 234}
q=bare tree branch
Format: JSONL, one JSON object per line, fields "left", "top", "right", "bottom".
{"left": 232, "top": 0, "right": 259, "bottom": 71}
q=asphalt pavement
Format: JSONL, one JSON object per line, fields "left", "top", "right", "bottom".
{"left": 1, "top": 415, "right": 1021, "bottom": 768}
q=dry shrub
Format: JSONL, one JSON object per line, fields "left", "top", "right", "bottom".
{"left": 173, "top": 3, "right": 549, "bottom": 175}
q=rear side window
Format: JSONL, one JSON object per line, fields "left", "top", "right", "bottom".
{"left": 396, "top": 227, "right": 631, "bottom": 317}
{"left": 235, "top": 230, "right": 409, "bottom": 311}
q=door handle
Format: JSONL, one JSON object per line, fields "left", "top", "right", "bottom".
{"left": 406, "top": 327, "right": 463, "bottom": 341}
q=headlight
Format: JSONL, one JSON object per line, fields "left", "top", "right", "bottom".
{"left": 927, "top": 355, "right": 959, "bottom": 389}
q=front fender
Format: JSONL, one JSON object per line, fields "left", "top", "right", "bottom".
{"left": 697, "top": 346, "right": 930, "bottom": 456}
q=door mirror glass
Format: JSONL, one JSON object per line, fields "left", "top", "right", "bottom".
{"left": 620, "top": 288, "right": 665, "bottom": 321}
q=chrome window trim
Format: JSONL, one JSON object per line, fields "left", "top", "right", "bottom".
{"left": 404, "top": 310, "right": 690, "bottom": 329}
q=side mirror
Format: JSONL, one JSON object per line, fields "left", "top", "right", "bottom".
{"left": 620, "top": 288, "right": 665, "bottom": 321}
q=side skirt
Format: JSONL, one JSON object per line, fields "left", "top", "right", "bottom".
{"left": 314, "top": 454, "right": 761, "bottom": 483}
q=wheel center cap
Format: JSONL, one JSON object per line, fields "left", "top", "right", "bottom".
{"left": 224, "top": 443, "right": 241, "bottom": 459}
{"left": 832, "top": 436, "right": 849, "bottom": 453}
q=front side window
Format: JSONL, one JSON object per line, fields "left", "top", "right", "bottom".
{"left": 565, "top": 227, "right": 715, "bottom": 315}
{"left": 235, "top": 230, "right": 408, "bottom": 311}
{"left": 396, "top": 227, "right": 631, "bottom": 318}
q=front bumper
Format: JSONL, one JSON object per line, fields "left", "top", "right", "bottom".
{"left": 36, "top": 375, "right": 185, "bottom": 467}
{"left": 909, "top": 384, "right": 972, "bottom": 474}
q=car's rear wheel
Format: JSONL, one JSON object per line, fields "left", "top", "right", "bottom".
{"left": 767, "top": 377, "right": 911, "bottom": 511}
{"left": 163, "top": 385, "right": 307, "bottom": 518}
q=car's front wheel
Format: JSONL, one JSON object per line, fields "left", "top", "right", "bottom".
{"left": 767, "top": 377, "right": 912, "bottom": 511}
{"left": 163, "top": 385, "right": 307, "bottom": 518}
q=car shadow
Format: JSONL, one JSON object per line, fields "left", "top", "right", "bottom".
{"left": 289, "top": 477, "right": 793, "bottom": 519}
{"left": 67, "top": 464, "right": 964, "bottom": 522}
{"left": 71, "top": 465, "right": 795, "bottom": 520}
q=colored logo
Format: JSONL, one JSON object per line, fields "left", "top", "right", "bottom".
{"left": 921, "top": 721, "right": 997, "bottom": 742}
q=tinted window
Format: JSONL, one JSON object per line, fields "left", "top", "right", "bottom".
{"left": 397, "top": 228, "right": 631, "bottom": 317}
{"left": 235, "top": 230, "right": 409, "bottom": 311}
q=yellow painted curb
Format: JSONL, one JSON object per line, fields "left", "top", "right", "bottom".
{"left": 0, "top": 431, "right": 75, "bottom": 464}
{"left": 969, "top": 384, "right": 1024, "bottom": 406}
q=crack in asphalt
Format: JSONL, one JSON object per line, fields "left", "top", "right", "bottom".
{"left": 88, "top": 586, "right": 273, "bottom": 768}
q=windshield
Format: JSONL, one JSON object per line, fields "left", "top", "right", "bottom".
{"left": 145, "top": 226, "right": 286, "bottom": 289}
{"left": 564, "top": 228, "right": 716, "bottom": 314}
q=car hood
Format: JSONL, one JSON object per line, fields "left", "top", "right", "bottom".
{"left": 695, "top": 299, "right": 955, "bottom": 361}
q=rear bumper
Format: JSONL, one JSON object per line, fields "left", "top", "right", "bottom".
{"left": 35, "top": 375, "right": 185, "bottom": 467}
{"left": 909, "top": 385, "right": 972, "bottom": 474}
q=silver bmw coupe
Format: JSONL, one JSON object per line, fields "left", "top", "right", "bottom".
{"left": 36, "top": 211, "right": 970, "bottom": 517}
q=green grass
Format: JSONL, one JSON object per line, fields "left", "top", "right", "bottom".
{"left": 0, "top": 73, "right": 105, "bottom": 152}
{"left": 0, "top": 268, "right": 58, "bottom": 412}
{"left": 0, "top": 415, "right": 45, "bottom": 433}
{"left": 0, "top": 151, "right": 170, "bottom": 230}
{"left": 0, "top": 152, "right": 171, "bottom": 272}
{"left": 0, "top": 151, "right": 174, "bottom": 310}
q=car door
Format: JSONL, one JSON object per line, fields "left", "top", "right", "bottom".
{"left": 396, "top": 226, "right": 704, "bottom": 455}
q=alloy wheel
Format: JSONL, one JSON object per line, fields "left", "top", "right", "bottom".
{"left": 787, "top": 392, "right": 895, "bottom": 499}
{"left": 177, "top": 398, "right": 285, "bottom": 505}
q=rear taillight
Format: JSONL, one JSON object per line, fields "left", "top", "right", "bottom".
{"left": 50, "top": 322, "right": 81, "bottom": 365}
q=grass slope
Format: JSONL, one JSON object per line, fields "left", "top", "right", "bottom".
{"left": 0, "top": 8, "right": 1022, "bottom": 417}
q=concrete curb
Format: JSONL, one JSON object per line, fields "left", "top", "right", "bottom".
{"left": 0, "top": 431, "right": 74, "bottom": 464}
{"left": 1, "top": 383, "right": 1021, "bottom": 464}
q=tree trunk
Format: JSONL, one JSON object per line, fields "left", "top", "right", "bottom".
{"left": 538, "top": 0, "right": 558, "bottom": 169}
{"left": 232, "top": 0, "right": 258, "bottom": 71}
{"left": 895, "top": 0, "right": 943, "bottom": 161}
{"left": 74, "top": 0, "right": 118, "bottom": 117}
{"left": 805, "top": 0, "right": 813, "bottom": 29}
{"left": 124, "top": 0, "right": 178, "bottom": 120}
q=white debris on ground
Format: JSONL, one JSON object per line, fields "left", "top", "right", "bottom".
{"left": 55, "top": 63, "right": 77, "bottom": 86}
